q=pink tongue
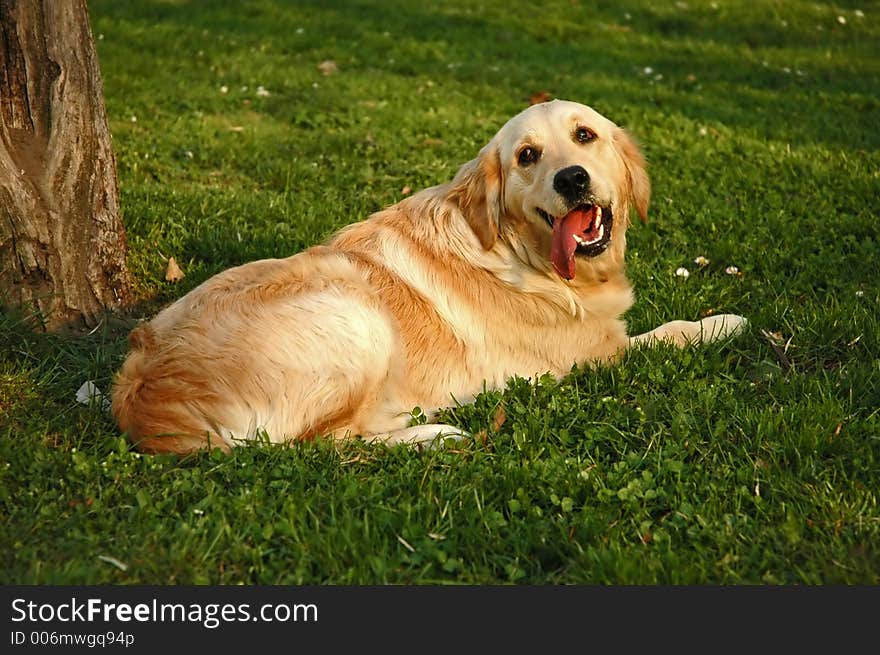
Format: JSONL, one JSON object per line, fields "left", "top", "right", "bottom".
{"left": 550, "top": 207, "right": 596, "bottom": 280}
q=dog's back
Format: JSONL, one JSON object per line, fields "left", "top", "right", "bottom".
{"left": 111, "top": 248, "right": 404, "bottom": 452}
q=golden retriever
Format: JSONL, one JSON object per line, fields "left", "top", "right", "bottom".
{"left": 111, "top": 99, "right": 746, "bottom": 454}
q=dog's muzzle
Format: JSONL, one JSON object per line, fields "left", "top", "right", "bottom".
{"left": 538, "top": 202, "right": 614, "bottom": 280}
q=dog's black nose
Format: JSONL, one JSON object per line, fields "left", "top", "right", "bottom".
{"left": 553, "top": 165, "right": 591, "bottom": 203}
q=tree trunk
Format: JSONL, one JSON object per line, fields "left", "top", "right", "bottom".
{"left": 0, "top": 0, "right": 132, "bottom": 330}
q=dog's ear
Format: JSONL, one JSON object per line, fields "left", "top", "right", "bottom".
{"left": 451, "top": 144, "right": 503, "bottom": 250}
{"left": 614, "top": 128, "right": 650, "bottom": 224}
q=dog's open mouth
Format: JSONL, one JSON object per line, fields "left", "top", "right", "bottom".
{"left": 538, "top": 204, "right": 613, "bottom": 280}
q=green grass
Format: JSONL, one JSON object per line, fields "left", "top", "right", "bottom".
{"left": 2, "top": 0, "right": 879, "bottom": 584}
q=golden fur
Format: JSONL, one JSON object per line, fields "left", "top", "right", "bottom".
{"left": 112, "top": 100, "right": 745, "bottom": 453}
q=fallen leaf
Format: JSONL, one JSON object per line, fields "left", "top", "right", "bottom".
{"left": 76, "top": 381, "right": 111, "bottom": 411}
{"left": 97, "top": 555, "right": 128, "bottom": 572}
{"left": 401, "top": 185, "right": 412, "bottom": 196}
{"left": 318, "top": 60, "right": 338, "bottom": 76}
{"left": 492, "top": 405, "right": 507, "bottom": 432}
{"left": 761, "top": 329, "right": 784, "bottom": 345}
{"left": 760, "top": 329, "right": 792, "bottom": 370}
{"left": 530, "top": 90, "right": 553, "bottom": 105}
{"left": 165, "top": 257, "right": 185, "bottom": 282}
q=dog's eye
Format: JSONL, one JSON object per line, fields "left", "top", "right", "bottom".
{"left": 575, "top": 127, "right": 597, "bottom": 143}
{"left": 517, "top": 147, "right": 541, "bottom": 167}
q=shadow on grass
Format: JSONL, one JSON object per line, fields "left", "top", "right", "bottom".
{"left": 92, "top": 0, "right": 879, "bottom": 150}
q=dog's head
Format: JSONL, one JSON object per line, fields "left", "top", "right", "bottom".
{"left": 452, "top": 99, "right": 650, "bottom": 281}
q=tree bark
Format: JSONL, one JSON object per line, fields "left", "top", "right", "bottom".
{"left": 0, "top": 0, "right": 132, "bottom": 330}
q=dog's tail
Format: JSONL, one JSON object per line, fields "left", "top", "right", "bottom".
{"left": 111, "top": 324, "right": 230, "bottom": 455}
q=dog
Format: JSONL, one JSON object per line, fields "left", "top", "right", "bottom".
{"left": 111, "top": 99, "right": 746, "bottom": 454}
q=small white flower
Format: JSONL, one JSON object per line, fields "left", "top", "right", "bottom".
{"left": 240, "top": 85, "right": 248, "bottom": 92}
{"left": 256, "top": 85, "right": 270, "bottom": 97}
{"left": 643, "top": 66, "right": 654, "bottom": 75}
{"left": 130, "top": 115, "right": 137, "bottom": 123}
{"left": 193, "top": 508, "right": 205, "bottom": 515}
{"left": 694, "top": 255, "right": 710, "bottom": 267}
{"left": 185, "top": 150, "right": 194, "bottom": 159}
{"left": 98, "top": 33, "right": 104, "bottom": 40}
{"left": 855, "top": 10, "right": 864, "bottom": 18}
{"left": 220, "top": 85, "right": 229, "bottom": 94}
{"left": 837, "top": 15, "right": 846, "bottom": 24}
{"left": 296, "top": 27, "right": 304, "bottom": 34}
{"left": 312, "top": 82, "right": 319, "bottom": 88}
{"left": 725, "top": 265, "right": 740, "bottom": 275}
{"left": 698, "top": 126, "right": 708, "bottom": 136}
{"left": 855, "top": 290, "right": 865, "bottom": 298}
{"left": 675, "top": 267, "right": 690, "bottom": 278}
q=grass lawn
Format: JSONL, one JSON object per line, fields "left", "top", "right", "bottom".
{"left": 2, "top": 0, "right": 878, "bottom": 584}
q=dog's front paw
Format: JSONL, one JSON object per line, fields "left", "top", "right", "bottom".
{"left": 698, "top": 314, "right": 748, "bottom": 342}
{"left": 367, "top": 424, "right": 470, "bottom": 450}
